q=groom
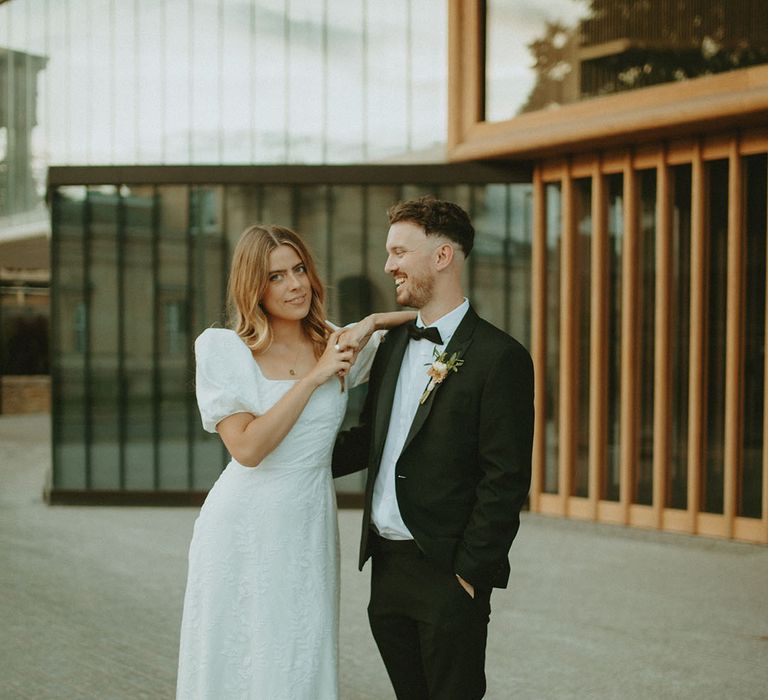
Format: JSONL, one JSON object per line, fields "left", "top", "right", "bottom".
{"left": 333, "top": 195, "right": 534, "bottom": 699}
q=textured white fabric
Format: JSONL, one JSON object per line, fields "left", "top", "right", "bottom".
{"left": 176, "top": 326, "right": 379, "bottom": 700}
{"left": 371, "top": 299, "right": 469, "bottom": 540}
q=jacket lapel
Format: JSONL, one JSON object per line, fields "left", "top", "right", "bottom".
{"left": 400, "top": 306, "right": 479, "bottom": 454}
{"left": 371, "top": 324, "right": 410, "bottom": 467}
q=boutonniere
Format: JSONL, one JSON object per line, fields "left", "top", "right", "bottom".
{"left": 419, "top": 348, "right": 464, "bottom": 405}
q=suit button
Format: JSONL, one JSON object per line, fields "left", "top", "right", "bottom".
{"left": 397, "top": 475, "right": 406, "bottom": 479}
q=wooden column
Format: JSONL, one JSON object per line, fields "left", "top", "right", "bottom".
{"left": 653, "top": 151, "right": 672, "bottom": 529}
{"left": 687, "top": 140, "right": 706, "bottom": 533}
{"left": 619, "top": 154, "right": 639, "bottom": 523}
{"left": 447, "top": 0, "right": 483, "bottom": 150}
{"left": 589, "top": 158, "right": 607, "bottom": 519}
{"left": 723, "top": 137, "right": 744, "bottom": 538}
{"left": 530, "top": 165, "right": 547, "bottom": 512}
{"left": 559, "top": 163, "right": 576, "bottom": 512}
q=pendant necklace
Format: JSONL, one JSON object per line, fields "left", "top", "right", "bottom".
{"left": 288, "top": 344, "right": 302, "bottom": 377}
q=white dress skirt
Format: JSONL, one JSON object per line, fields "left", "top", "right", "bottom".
{"left": 176, "top": 326, "right": 379, "bottom": 700}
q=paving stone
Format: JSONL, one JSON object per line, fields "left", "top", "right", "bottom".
{"left": 1, "top": 414, "right": 766, "bottom": 699}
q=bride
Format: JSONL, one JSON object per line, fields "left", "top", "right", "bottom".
{"left": 176, "top": 224, "right": 414, "bottom": 699}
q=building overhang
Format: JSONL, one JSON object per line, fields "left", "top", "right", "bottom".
{"left": 449, "top": 64, "right": 768, "bottom": 161}
{"left": 447, "top": 0, "right": 768, "bottom": 161}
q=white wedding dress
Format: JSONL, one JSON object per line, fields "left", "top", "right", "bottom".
{"left": 176, "top": 326, "right": 379, "bottom": 700}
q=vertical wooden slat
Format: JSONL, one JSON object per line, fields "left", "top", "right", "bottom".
{"left": 447, "top": 0, "right": 483, "bottom": 149}
{"left": 653, "top": 151, "right": 672, "bottom": 528}
{"left": 589, "top": 157, "right": 607, "bottom": 519}
{"left": 688, "top": 140, "right": 706, "bottom": 533}
{"left": 530, "top": 165, "right": 547, "bottom": 512}
{"left": 723, "top": 137, "right": 744, "bottom": 538}
{"left": 620, "top": 154, "right": 639, "bottom": 523}
{"left": 763, "top": 155, "right": 768, "bottom": 543}
{"left": 559, "top": 162, "right": 576, "bottom": 512}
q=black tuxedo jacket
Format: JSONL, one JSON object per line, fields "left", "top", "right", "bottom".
{"left": 333, "top": 305, "right": 534, "bottom": 590}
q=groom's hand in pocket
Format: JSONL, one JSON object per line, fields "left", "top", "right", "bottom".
{"left": 456, "top": 574, "right": 475, "bottom": 599}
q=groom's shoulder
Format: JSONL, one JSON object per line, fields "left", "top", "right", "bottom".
{"left": 474, "top": 315, "right": 529, "bottom": 355}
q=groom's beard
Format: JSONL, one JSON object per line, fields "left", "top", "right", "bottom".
{"left": 396, "top": 273, "right": 434, "bottom": 310}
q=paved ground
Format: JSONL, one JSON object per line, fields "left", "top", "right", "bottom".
{"left": 1, "top": 413, "right": 767, "bottom": 700}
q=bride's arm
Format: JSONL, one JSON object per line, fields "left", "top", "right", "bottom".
{"left": 217, "top": 330, "right": 352, "bottom": 467}
{"left": 336, "top": 310, "right": 416, "bottom": 353}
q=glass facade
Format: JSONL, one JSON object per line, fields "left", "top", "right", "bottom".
{"left": 0, "top": 0, "right": 448, "bottom": 226}
{"left": 485, "top": 0, "right": 768, "bottom": 122}
{"left": 49, "top": 165, "right": 532, "bottom": 499}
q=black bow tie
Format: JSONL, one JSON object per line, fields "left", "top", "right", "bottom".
{"left": 407, "top": 322, "right": 443, "bottom": 344}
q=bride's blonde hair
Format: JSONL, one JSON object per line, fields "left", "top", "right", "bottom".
{"left": 227, "top": 224, "right": 329, "bottom": 356}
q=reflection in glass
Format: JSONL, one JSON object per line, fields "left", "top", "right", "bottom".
{"left": 51, "top": 187, "right": 88, "bottom": 489}
{"left": 604, "top": 174, "right": 622, "bottom": 502}
{"left": 635, "top": 169, "right": 657, "bottom": 505}
{"left": 190, "top": 186, "right": 227, "bottom": 490}
{"left": 485, "top": 0, "right": 768, "bottom": 122}
{"left": 741, "top": 155, "right": 766, "bottom": 518}
{"left": 157, "top": 186, "right": 191, "bottom": 490}
{"left": 88, "top": 188, "right": 121, "bottom": 490}
{"left": 545, "top": 183, "right": 561, "bottom": 494}
{"left": 509, "top": 184, "right": 533, "bottom": 350}
{"left": 471, "top": 184, "right": 532, "bottom": 343}
{"left": 122, "top": 186, "right": 158, "bottom": 490}
{"left": 703, "top": 160, "right": 728, "bottom": 515}
{"left": 669, "top": 165, "right": 691, "bottom": 509}
{"left": 573, "top": 178, "right": 591, "bottom": 498}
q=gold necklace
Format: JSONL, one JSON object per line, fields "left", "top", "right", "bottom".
{"left": 288, "top": 344, "right": 302, "bottom": 376}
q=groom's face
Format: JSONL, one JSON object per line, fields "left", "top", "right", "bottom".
{"left": 384, "top": 221, "right": 436, "bottom": 309}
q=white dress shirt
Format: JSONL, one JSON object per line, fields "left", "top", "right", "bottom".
{"left": 371, "top": 299, "right": 470, "bottom": 540}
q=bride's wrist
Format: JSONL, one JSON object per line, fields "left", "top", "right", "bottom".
{"left": 364, "top": 313, "right": 380, "bottom": 333}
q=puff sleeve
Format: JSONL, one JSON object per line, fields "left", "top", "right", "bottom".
{"left": 195, "top": 329, "right": 257, "bottom": 433}
{"left": 347, "top": 329, "right": 385, "bottom": 389}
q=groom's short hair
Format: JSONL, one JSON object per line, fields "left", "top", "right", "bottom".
{"left": 387, "top": 195, "right": 474, "bottom": 257}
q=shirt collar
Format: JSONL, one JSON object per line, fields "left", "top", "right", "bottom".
{"left": 416, "top": 298, "right": 469, "bottom": 347}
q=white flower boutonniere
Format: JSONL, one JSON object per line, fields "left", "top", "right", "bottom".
{"left": 419, "top": 348, "right": 464, "bottom": 405}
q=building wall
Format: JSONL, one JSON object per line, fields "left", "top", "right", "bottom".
{"left": 48, "top": 165, "right": 532, "bottom": 504}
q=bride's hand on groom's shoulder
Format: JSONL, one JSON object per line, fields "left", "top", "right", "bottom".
{"left": 335, "top": 317, "right": 376, "bottom": 358}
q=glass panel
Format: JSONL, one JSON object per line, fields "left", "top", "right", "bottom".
{"left": 545, "top": 182, "right": 561, "bottom": 494}
{"left": 473, "top": 184, "right": 509, "bottom": 331}
{"left": 604, "top": 173, "right": 623, "bottom": 502}
{"left": 286, "top": 0, "right": 324, "bottom": 162}
{"left": 573, "top": 178, "right": 591, "bottom": 497}
{"left": 635, "top": 169, "right": 657, "bottom": 505}
{"left": 702, "top": 159, "right": 729, "bottom": 514}
{"left": 157, "top": 186, "right": 191, "bottom": 490}
{"left": 509, "top": 184, "right": 533, "bottom": 349}
{"left": 365, "top": 185, "right": 403, "bottom": 316}
{"left": 122, "top": 185, "right": 157, "bottom": 490}
{"left": 741, "top": 154, "right": 766, "bottom": 519}
{"left": 190, "top": 186, "right": 227, "bottom": 490}
{"left": 365, "top": 1, "right": 409, "bottom": 160}
{"left": 51, "top": 187, "right": 88, "bottom": 489}
{"left": 88, "top": 187, "right": 121, "bottom": 489}
{"left": 669, "top": 164, "right": 691, "bottom": 509}
{"left": 485, "top": 0, "right": 768, "bottom": 122}
{"left": 329, "top": 186, "right": 366, "bottom": 325}
{"left": 333, "top": 185, "right": 373, "bottom": 494}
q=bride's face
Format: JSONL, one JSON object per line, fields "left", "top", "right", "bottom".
{"left": 260, "top": 245, "right": 313, "bottom": 322}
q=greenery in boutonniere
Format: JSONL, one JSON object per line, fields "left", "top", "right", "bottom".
{"left": 419, "top": 348, "right": 464, "bottom": 405}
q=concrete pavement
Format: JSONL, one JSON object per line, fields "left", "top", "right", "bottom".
{"left": 1, "top": 413, "right": 767, "bottom": 699}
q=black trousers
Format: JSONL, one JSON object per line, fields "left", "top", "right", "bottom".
{"left": 367, "top": 533, "right": 492, "bottom": 700}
